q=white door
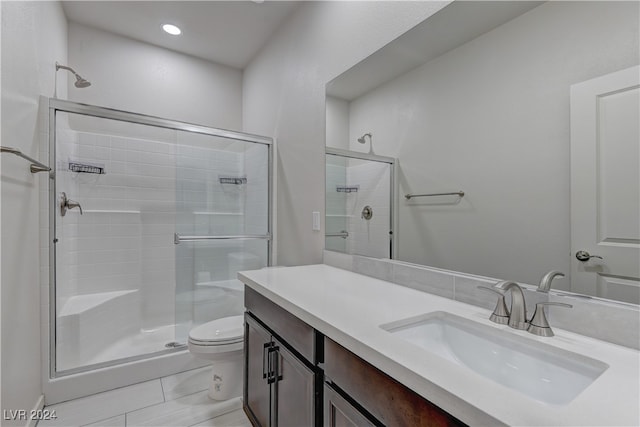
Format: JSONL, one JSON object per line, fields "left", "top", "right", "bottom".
{"left": 570, "top": 65, "right": 639, "bottom": 304}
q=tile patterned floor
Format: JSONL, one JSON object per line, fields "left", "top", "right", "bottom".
{"left": 38, "top": 367, "right": 251, "bottom": 427}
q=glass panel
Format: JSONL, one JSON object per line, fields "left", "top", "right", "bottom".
{"left": 325, "top": 153, "right": 392, "bottom": 259}
{"left": 54, "top": 111, "right": 179, "bottom": 373}
{"left": 326, "top": 154, "right": 348, "bottom": 253}
{"left": 174, "top": 132, "right": 269, "bottom": 344}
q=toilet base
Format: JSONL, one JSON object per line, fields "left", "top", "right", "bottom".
{"left": 206, "top": 353, "right": 243, "bottom": 401}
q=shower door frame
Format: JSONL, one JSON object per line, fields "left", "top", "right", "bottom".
{"left": 325, "top": 147, "right": 396, "bottom": 259}
{"left": 48, "top": 98, "right": 273, "bottom": 379}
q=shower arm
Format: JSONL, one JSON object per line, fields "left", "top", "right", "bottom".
{"left": 56, "top": 63, "right": 76, "bottom": 74}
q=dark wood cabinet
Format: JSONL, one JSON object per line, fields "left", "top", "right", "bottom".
{"left": 324, "top": 337, "right": 466, "bottom": 427}
{"left": 244, "top": 285, "right": 466, "bottom": 427}
{"left": 244, "top": 287, "right": 318, "bottom": 427}
{"left": 324, "top": 383, "right": 377, "bottom": 427}
{"left": 245, "top": 315, "right": 272, "bottom": 426}
{"left": 273, "top": 340, "right": 315, "bottom": 426}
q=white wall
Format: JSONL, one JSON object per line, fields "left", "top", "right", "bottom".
{"left": 347, "top": 2, "right": 639, "bottom": 287}
{"left": 243, "top": 1, "right": 450, "bottom": 266}
{"left": 1, "top": 1, "right": 68, "bottom": 421}
{"left": 326, "top": 96, "right": 350, "bottom": 150}
{"left": 68, "top": 22, "right": 243, "bottom": 131}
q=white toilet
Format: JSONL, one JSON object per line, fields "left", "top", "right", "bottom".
{"left": 188, "top": 315, "right": 244, "bottom": 400}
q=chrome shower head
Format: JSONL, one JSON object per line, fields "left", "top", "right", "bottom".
{"left": 56, "top": 62, "right": 91, "bottom": 88}
{"left": 357, "top": 133, "right": 372, "bottom": 144}
{"left": 357, "top": 133, "right": 374, "bottom": 154}
{"left": 74, "top": 75, "right": 91, "bottom": 88}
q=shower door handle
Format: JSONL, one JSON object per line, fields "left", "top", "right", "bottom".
{"left": 60, "top": 192, "right": 83, "bottom": 216}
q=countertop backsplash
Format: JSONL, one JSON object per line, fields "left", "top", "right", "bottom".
{"left": 323, "top": 250, "right": 640, "bottom": 350}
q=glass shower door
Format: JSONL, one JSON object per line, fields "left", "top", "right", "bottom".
{"left": 53, "top": 109, "right": 180, "bottom": 374}
{"left": 325, "top": 150, "right": 394, "bottom": 259}
{"left": 173, "top": 132, "right": 270, "bottom": 344}
{"left": 50, "top": 99, "right": 272, "bottom": 378}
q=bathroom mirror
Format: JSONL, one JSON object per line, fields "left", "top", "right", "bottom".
{"left": 325, "top": 1, "right": 639, "bottom": 304}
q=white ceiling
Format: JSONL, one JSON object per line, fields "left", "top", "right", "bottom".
{"left": 61, "top": 1, "right": 300, "bottom": 69}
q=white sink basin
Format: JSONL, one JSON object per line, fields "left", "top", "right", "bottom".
{"left": 381, "top": 311, "right": 608, "bottom": 405}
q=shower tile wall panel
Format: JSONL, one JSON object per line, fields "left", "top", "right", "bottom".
{"left": 176, "top": 144, "right": 245, "bottom": 286}
{"left": 325, "top": 163, "right": 348, "bottom": 253}
{"left": 346, "top": 162, "right": 391, "bottom": 259}
{"left": 53, "top": 128, "right": 258, "bottom": 340}
{"left": 242, "top": 144, "right": 269, "bottom": 268}
{"left": 56, "top": 128, "right": 81, "bottom": 306}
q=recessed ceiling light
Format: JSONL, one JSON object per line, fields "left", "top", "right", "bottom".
{"left": 162, "top": 24, "right": 181, "bottom": 36}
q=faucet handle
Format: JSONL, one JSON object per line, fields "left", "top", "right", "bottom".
{"left": 528, "top": 302, "right": 573, "bottom": 337}
{"left": 477, "top": 286, "right": 510, "bottom": 325}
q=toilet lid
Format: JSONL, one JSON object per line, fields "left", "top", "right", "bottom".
{"left": 189, "top": 315, "right": 244, "bottom": 344}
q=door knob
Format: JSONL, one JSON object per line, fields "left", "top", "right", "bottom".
{"left": 575, "top": 250, "right": 603, "bottom": 262}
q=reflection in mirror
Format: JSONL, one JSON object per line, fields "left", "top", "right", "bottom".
{"left": 325, "top": 1, "right": 639, "bottom": 304}
{"left": 325, "top": 148, "right": 394, "bottom": 259}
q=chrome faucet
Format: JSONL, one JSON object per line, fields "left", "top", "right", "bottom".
{"left": 494, "top": 281, "right": 528, "bottom": 330}
{"left": 537, "top": 270, "right": 565, "bottom": 292}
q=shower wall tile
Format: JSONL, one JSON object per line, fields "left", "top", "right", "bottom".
{"left": 347, "top": 161, "right": 391, "bottom": 259}
{"left": 50, "top": 125, "right": 263, "bottom": 343}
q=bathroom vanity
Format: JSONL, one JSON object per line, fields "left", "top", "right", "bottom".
{"left": 243, "top": 286, "right": 463, "bottom": 426}
{"left": 240, "top": 265, "right": 640, "bottom": 426}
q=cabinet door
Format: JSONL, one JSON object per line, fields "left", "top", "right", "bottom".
{"left": 273, "top": 340, "right": 316, "bottom": 427}
{"left": 245, "top": 314, "right": 272, "bottom": 427}
{"left": 324, "top": 383, "right": 376, "bottom": 427}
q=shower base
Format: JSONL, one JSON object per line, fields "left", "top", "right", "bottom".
{"left": 57, "top": 324, "right": 184, "bottom": 372}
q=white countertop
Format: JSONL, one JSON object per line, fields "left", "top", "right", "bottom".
{"left": 239, "top": 264, "right": 640, "bottom": 427}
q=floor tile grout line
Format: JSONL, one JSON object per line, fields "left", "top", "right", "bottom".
{"left": 79, "top": 413, "right": 126, "bottom": 427}
{"left": 125, "top": 389, "right": 212, "bottom": 424}
{"left": 184, "top": 405, "right": 246, "bottom": 427}
{"left": 159, "top": 376, "right": 167, "bottom": 402}
{"left": 44, "top": 377, "right": 163, "bottom": 410}
{"left": 163, "top": 387, "right": 210, "bottom": 403}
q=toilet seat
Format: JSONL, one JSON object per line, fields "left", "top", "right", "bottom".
{"left": 188, "top": 315, "right": 244, "bottom": 347}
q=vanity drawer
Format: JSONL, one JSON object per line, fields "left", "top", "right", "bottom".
{"left": 244, "top": 286, "right": 316, "bottom": 362}
{"left": 324, "top": 337, "right": 466, "bottom": 427}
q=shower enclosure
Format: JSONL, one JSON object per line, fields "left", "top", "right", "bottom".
{"left": 47, "top": 99, "right": 272, "bottom": 380}
{"left": 325, "top": 148, "right": 394, "bottom": 259}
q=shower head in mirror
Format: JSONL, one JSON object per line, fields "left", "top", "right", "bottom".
{"left": 56, "top": 62, "right": 92, "bottom": 88}
{"left": 357, "top": 133, "right": 373, "bottom": 154}
{"left": 357, "top": 133, "right": 372, "bottom": 144}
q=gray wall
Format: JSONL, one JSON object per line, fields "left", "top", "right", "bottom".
{"left": 68, "top": 22, "right": 243, "bottom": 131}
{"left": 1, "top": 1, "right": 68, "bottom": 421}
{"left": 242, "top": 1, "right": 451, "bottom": 266}
{"left": 347, "top": 1, "right": 639, "bottom": 287}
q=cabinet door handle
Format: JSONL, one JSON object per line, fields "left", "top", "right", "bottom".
{"left": 273, "top": 346, "right": 283, "bottom": 383}
{"left": 267, "top": 345, "right": 278, "bottom": 384}
{"left": 262, "top": 342, "right": 271, "bottom": 380}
